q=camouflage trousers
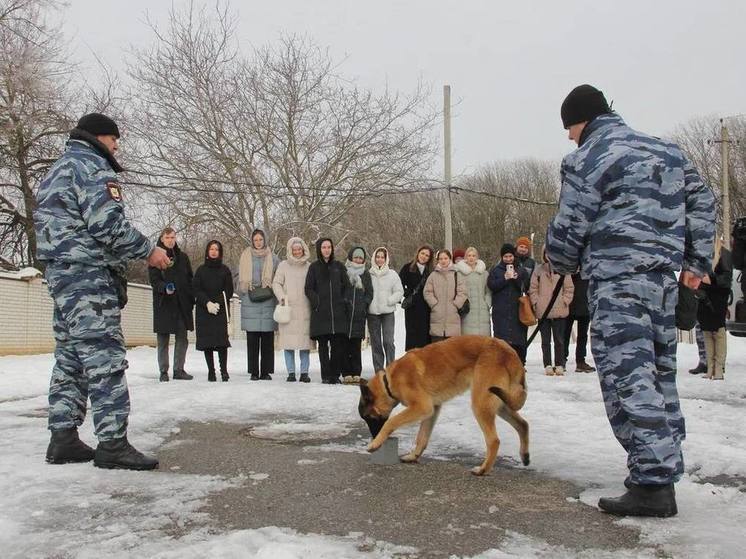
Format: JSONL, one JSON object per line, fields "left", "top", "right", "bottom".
{"left": 589, "top": 272, "right": 684, "bottom": 485}
{"left": 45, "top": 262, "right": 130, "bottom": 441}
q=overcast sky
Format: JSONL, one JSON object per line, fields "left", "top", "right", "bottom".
{"left": 64, "top": 0, "right": 746, "bottom": 177}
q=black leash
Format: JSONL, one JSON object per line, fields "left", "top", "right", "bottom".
{"left": 525, "top": 275, "right": 565, "bottom": 346}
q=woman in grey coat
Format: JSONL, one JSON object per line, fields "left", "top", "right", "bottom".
{"left": 455, "top": 246, "right": 491, "bottom": 336}
{"left": 239, "top": 229, "right": 279, "bottom": 380}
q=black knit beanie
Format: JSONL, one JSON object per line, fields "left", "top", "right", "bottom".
{"left": 500, "top": 243, "right": 516, "bottom": 257}
{"left": 560, "top": 85, "right": 611, "bottom": 129}
{"left": 75, "top": 113, "right": 120, "bottom": 138}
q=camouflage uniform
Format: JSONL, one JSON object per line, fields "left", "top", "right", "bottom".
{"left": 35, "top": 139, "right": 152, "bottom": 441}
{"left": 546, "top": 113, "right": 715, "bottom": 485}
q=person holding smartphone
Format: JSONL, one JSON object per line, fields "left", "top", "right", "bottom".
{"left": 488, "top": 244, "right": 529, "bottom": 363}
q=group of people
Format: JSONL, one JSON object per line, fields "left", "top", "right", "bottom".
{"left": 151, "top": 227, "right": 600, "bottom": 386}
{"left": 37, "top": 81, "right": 717, "bottom": 522}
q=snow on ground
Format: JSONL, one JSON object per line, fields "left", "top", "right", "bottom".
{"left": 1, "top": 312, "right": 746, "bottom": 558}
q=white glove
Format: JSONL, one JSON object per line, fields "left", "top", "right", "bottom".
{"left": 206, "top": 301, "right": 220, "bottom": 315}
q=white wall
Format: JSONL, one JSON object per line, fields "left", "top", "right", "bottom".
{"left": 0, "top": 273, "right": 244, "bottom": 356}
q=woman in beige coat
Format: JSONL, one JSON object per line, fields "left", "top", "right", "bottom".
{"left": 529, "top": 249, "right": 575, "bottom": 376}
{"left": 272, "top": 238, "right": 314, "bottom": 382}
{"left": 424, "top": 249, "right": 467, "bottom": 341}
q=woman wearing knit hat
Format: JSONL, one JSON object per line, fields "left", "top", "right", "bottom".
{"left": 488, "top": 243, "right": 529, "bottom": 363}
{"left": 515, "top": 236, "right": 536, "bottom": 292}
{"left": 342, "top": 246, "right": 373, "bottom": 384}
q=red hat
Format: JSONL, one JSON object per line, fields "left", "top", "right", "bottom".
{"left": 516, "top": 236, "right": 531, "bottom": 249}
{"left": 453, "top": 248, "right": 466, "bottom": 261}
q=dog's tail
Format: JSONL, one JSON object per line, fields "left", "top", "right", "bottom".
{"left": 489, "top": 383, "right": 527, "bottom": 411}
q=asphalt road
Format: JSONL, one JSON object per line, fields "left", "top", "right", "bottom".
{"left": 156, "top": 420, "right": 658, "bottom": 558}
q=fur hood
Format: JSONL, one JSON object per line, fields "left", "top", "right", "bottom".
{"left": 285, "top": 237, "right": 310, "bottom": 266}
{"left": 455, "top": 259, "right": 486, "bottom": 275}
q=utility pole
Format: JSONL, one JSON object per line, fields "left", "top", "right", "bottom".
{"left": 443, "top": 85, "right": 453, "bottom": 251}
{"left": 720, "top": 119, "right": 731, "bottom": 247}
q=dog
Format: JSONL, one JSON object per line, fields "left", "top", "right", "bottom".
{"left": 358, "top": 335, "right": 529, "bottom": 475}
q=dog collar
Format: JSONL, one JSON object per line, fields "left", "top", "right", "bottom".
{"left": 382, "top": 373, "right": 398, "bottom": 402}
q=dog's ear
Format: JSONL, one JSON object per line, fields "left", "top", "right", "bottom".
{"left": 359, "top": 381, "right": 373, "bottom": 402}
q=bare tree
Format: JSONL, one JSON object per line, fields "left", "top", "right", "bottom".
{"left": 0, "top": 0, "right": 73, "bottom": 267}
{"left": 126, "top": 0, "right": 437, "bottom": 255}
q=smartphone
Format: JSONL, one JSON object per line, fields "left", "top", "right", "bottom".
{"left": 506, "top": 264, "right": 514, "bottom": 276}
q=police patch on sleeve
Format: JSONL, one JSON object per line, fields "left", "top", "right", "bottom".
{"left": 106, "top": 182, "right": 122, "bottom": 202}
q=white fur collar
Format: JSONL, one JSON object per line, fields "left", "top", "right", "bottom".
{"left": 455, "top": 259, "right": 486, "bottom": 275}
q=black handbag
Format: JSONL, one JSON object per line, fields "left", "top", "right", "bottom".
{"left": 248, "top": 286, "right": 274, "bottom": 302}
{"left": 401, "top": 274, "right": 426, "bottom": 310}
{"left": 454, "top": 272, "right": 470, "bottom": 317}
{"left": 675, "top": 283, "right": 701, "bottom": 330}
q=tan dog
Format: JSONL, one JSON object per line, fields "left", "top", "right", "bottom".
{"left": 358, "top": 335, "right": 529, "bottom": 475}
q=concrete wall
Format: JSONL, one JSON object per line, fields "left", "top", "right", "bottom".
{"left": 0, "top": 273, "right": 244, "bottom": 356}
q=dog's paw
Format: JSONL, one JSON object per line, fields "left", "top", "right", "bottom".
{"left": 366, "top": 442, "right": 380, "bottom": 453}
{"left": 400, "top": 452, "right": 419, "bottom": 463}
{"left": 521, "top": 453, "right": 530, "bottom": 466}
{"left": 470, "top": 466, "right": 488, "bottom": 476}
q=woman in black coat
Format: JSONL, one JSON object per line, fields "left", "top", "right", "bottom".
{"left": 399, "top": 244, "right": 434, "bottom": 350}
{"left": 304, "top": 238, "right": 350, "bottom": 384}
{"left": 148, "top": 228, "right": 195, "bottom": 382}
{"left": 342, "top": 246, "right": 374, "bottom": 383}
{"left": 488, "top": 244, "right": 529, "bottom": 364}
{"left": 193, "top": 240, "right": 234, "bottom": 382}
{"left": 697, "top": 244, "right": 732, "bottom": 380}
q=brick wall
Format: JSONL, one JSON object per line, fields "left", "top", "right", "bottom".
{"left": 0, "top": 273, "right": 244, "bottom": 356}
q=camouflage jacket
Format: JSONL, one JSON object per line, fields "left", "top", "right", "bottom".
{"left": 35, "top": 139, "right": 152, "bottom": 269}
{"left": 546, "top": 113, "right": 715, "bottom": 280}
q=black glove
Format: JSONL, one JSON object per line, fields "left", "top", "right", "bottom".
{"left": 109, "top": 267, "right": 129, "bottom": 309}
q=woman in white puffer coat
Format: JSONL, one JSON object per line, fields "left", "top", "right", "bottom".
{"left": 455, "top": 246, "right": 492, "bottom": 336}
{"left": 367, "top": 247, "right": 404, "bottom": 372}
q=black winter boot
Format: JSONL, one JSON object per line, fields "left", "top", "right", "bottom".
{"left": 689, "top": 363, "right": 706, "bottom": 375}
{"left": 221, "top": 371, "right": 230, "bottom": 382}
{"left": 598, "top": 484, "right": 677, "bottom": 517}
{"left": 286, "top": 373, "right": 297, "bottom": 382}
{"left": 46, "top": 428, "right": 95, "bottom": 464}
{"left": 159, "top": 372, "right": 169, "bottom": 382}
{"left": 173, "top": 370, "right": 194, "bottom": 380}
{"left": 93, "top": 436, "right": 159, "bottom": 471}
{"left": 299, "top": 373, "right": 311, "bottom": 383}
{"left": 207, "top": 370, "right": 217, "bottom": 382}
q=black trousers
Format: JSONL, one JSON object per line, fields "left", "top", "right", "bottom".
{"left": 563, "top": 315, "right": 590, "bottom": 363}
{"left": 317, "top": 334, "right": 346, "bottom": 382}
{"left": 246, "top": 331, "right": 275, "bottom": 377}
{"left": 204, "top": 348, "right": 227, "bottom": 373}
{"left": 343, "top": 337, "right": 363, "bottom": 376}
{"left": 539, "top": 318, "right": 566, "bottom": 367}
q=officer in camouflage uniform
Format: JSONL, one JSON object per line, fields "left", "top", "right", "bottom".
{"left": 35, "top": 113, "right": 171, "bottom": 470}
{"left": 546, "top": 85, "right": 714, "bottom": 517}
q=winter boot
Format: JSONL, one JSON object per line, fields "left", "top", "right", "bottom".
{"left": 172, "top": 370, "right": 193, "bottom": 380}
{"left": 544, "top": 366, "right": 555, "bottom": 376}
{"left": 46, "top": 428, "right": 95, "bottom": 464}
{"left": 286, "top": 373, "right": 297, "bottom": 382}
{"left": 598, "top": 484, "right": 677, "bottom": 517}
{"left": 221, "top": 370, "right": 230, "bottom": 382}
{"left": 259, "top": 373, "right": 273, "bottom": 380}
{"left": 250, "top": 373, "right": 259, "bottom": 381}
{"left": 688, "top": 363, "right": 707, "bottom": 375}
{"left": 554, "top": 366, "right": 565, "bottom": 376}
{"left": 575, "top": 360, "right": 596, "bottom": 373}
{"left": 159, "top": 372, "right": 169, "bottom": 382}
{"left": 207, "top": 370, "right": 217, "bottom": 382}
{"left": 299, "top": 373, "right": 311, "bottom": 383}
{"left": 93, "top": 436, "right": 159, "bottom": 471}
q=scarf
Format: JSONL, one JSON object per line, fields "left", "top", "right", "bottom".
{"left": 239, "top": 245, "right": 274, "bottom": 292}
{"left": 346, "top": 260, "right": 366, "bottom": 289}
{"left": 370, "top": 263, "right": 390, "bottom": 277}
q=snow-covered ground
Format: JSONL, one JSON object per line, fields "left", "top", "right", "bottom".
{"left": 2, "top": 313, "right": 746, "bottom": 558}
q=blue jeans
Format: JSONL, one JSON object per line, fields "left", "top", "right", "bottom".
{"left": 284, "top": 350, "right": 310, "bottom": 374}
